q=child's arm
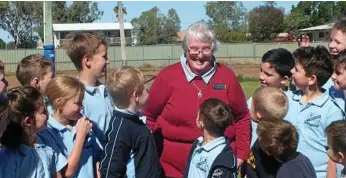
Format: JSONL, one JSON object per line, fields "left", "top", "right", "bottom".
{"left": 327, "top": 158, "right": 337, "bottom": 178}
{"left": 62, "top": 116, "right": 92, "bottom": 177}
{"left": 95, "top": 161, "right": 101, "bottom": 178}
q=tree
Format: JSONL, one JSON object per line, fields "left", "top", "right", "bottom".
{"left": 131, "top": 7, "right": 180, "bottom": 45}
{"left": 0, "top": 2, "right": 42, "bottom": 48}
{"left": 248, "top": 3, "right": 285, "bottom": 42}
{"left": 67, "top": 2, "right": 103, "bottom": 23}
{"left": 0, "top": 39, "right": 5, "bottom": 49}
{"left": 159, "top": 8, "right": 181, "bottom": 44}
{"left": 205, "top": 1, "right": 247, "bottom": 42}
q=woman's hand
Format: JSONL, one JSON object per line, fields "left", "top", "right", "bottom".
{"left": 237, "top": 158, "right": 245, "bottom": 169}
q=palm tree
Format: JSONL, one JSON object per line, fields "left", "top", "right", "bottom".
{"left": 113, "top": 2, "right": 127, "bottom": 66}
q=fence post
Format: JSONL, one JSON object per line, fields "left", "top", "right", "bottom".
{"left": 253, "top": 43, "right": 256, "bottom": 61}
{"left": 142, "top": 45, "right": 145, "bottom": 66}
{"left": 169, "top": 45, "right": 173, "bottom": 65}
{"left": 226, "top": 44, "right": 230, "bottom": 65}
{"left": 278, "top": 42, "right": 281, "bottom": 48}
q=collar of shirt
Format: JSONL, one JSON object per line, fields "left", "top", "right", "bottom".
{"left": 84, "top": 80, "right": 106, "bottom": 96}
{"left": 180, "top": 54, "right": 217, "bottom": 84}
{"left": 196, "top": 136, "right": 226, "bottom": 152}
{"left": 18, "top": 144, "right": 34, "bottom": 156}
{"left": 47, "top": 117, "right": 76, "bottom": 134}
{"left": 114, "top": 106, "right": 146, "bottom": 124}
{"left": 292, "top": 90, "right": 329, "bottom": 107}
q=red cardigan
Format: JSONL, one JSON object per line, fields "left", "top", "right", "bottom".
{"left": 142, "top": 62, "right": 251, "bottom": 177}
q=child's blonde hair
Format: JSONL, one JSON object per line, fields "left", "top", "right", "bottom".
{"left": 107, "top": 66, "right": 146, "bottom": 109}
{"left": 66, "top": 33, "right": 108, "bottom": 71}
{"left": 252, "top": 86, "right": 288, "bottom": 121}
{"left": 16, "top": 54, "right": 53, "bottom": 86}
{"left": 45, "top": 76, "right": 85, "bottom": 112}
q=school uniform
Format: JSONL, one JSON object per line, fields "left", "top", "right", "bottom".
{"left": 81, "top": 81, "right": 114, "bottom": 146}
{"left": 183, "top": 137, "right": 237, "bottom": 178}
{"left": 42, "top": 117, "right": 103, "bottom": 178}
{"left": 285, "top": 90, "right": 345, "bottom": 178}
{"left": 99, "top": 108, "right": 162, "bottom": 178}
{"left": 276, "top": 152, "right": 316, "bottom": 178}
{"left": 244, "top": 139, "right": 282, "bottom": 178}
{"left": 0, "top": 134, "right": 66, "bottom": 178}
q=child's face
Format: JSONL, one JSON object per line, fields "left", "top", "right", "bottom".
{"left": 34, "top": 104, "right": 48, "bottom": 133}
{"left": 90, "top": 45, "right": 109, "bottom": 79}
{"left": 137, "top": 86, "right": 149, "bottom": 109}
{"left": 290, "top": 63, "right": 311, "bottom": 89}
{"left": 326, "top": 141, "right": 345, "bottom": 165}
{"left": 39, "top": 67, "right": 54, "bottom": 95}
{"left": 0, "top": 70, "right": 8, "bottom": 96}
{"left": 329, "top": 29, "right": 346, "bottom": 55}
{"left": 332, "top": 65, "right": 346, "bottom": 90}
{"left": 259, "top": 62, "right": 288, "bottom": 89}
{"left": 60, "top": 94, "right": 84, "bottom": 120}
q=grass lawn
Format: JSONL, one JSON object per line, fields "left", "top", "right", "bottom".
{"left": 238, "top": 76, "right": 259, "bottom": 99}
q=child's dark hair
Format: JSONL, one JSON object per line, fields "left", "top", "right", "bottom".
{"left": 333, "top": 50, "right": 346, "bottom": 74}
{"left": 1, "top": 86, "right": 44, "bottom": 150}
{"left": 257, "top": 120, "right": 298, "bottom": 163}
{"left": 66, "top": 33, "right": 108, "bottom": 71}
{"left": 325, "top": 120, "right": 346, "bottom": 154}
{"left": 199, "top": 98, "right": 232, "bottom": 136}
{"left": 262, "top": 48, "right": 295, "bottom": 78}
{"left": 293, "top": 45, "right": 333, "bottom": 87}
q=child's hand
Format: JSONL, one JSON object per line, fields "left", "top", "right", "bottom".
{"left": 76, "top": 115, "right": 92, "bottom": 138}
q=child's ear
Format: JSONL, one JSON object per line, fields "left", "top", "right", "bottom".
{"left": 132, "top": 91, "right": 139, "bottom": 102}
{"left": 308, "top": 75, "right": 317, "bottom": 86}
{"left": 280, "top": 76, "right": 290, "bottom": 85}
{"left": 23, "top": 116, "right": 34, "bottom": 128}
{"left": 30, "top": 77, "right": 40, "bottom": 87}
{"left": 256, "top": 111, "right": 262, "bottom": 121}
{"left": 82, "top": 55, "right": 91, "bottom": 68}
{"left": 197, "top": 120, "right": 204, "bottom": 130}
{"left": 338, "top": 152, "right": 345, "bottom": 163}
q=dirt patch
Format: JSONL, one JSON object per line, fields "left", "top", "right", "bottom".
{"left": 5, "top": 64, "right": 259, "bottom": 89}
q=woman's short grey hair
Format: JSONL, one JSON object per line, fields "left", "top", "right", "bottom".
{"left": 182, "top": 21, "right": 220, "bottom": 53}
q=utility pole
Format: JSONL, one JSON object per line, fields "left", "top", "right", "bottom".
{"left": 118, "top": 1, "right": 127, "bottom": 66}
{"left": 43, "top": 1, "right": 56, "bottom": 73}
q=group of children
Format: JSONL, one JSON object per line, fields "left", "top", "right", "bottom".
{"left": 1, "top": 19, "right": 346, "bottom": 178}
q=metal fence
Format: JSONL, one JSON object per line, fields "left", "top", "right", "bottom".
{"left": 0, "top": 42, "right": 329, "bottom": 73}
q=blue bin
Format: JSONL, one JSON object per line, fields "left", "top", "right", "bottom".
{"left": 43, "top": 44, "right": 55, "bottom": 73}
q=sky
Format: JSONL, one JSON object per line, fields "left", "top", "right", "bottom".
{"left": 0, "top": 1, "right": 298, "bottom": 43}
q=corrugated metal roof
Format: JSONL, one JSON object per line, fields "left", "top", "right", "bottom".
{"left": 53, "top": 22, "right": 133, "bottom": 31}
{"left": 299, "top": 23, "right": 334, "bottom": 31}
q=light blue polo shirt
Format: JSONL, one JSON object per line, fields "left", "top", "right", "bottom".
{"left": 0, "top": 144, "right": 49, "bottom": 178}
{"left": 187, "top": 136, "right": 227, "bottom": 178}
{"left": 180, "top": 55, "right": 216, "bottom": 84}
{"left": 43, "top": 117, "right": 103, "bottom": 178}
{"left": 81, "top": 82, "right": 113, "bottom": 146}
{"left": 285, "top": 90, "right": 345, "bottom": 178}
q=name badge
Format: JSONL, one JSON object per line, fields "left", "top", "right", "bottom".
{"left": 212, "top": 84, "right": 226, "bottom": 90}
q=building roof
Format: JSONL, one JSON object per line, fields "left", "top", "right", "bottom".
{"left": 299, "top": 23, "right": 334, "bottom": 31}
{"left": 53, "top": 22, "right": 133, "bottom": 32}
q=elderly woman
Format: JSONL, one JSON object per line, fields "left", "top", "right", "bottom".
{"left": 142, "top": 22, "right": 251, "bottom": 177}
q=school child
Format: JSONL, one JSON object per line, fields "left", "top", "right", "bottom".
{"left": 183, "top": 98, "right": 237, "bottom": 178}
{"left": 0, "top": 60, "right": 8, "bottom": 139}
{"left": 16, "top": 54, "right": 55, "bottom": 116}
{"left": 0, "top": 86, "right": 67, "bottom": 178}
{"left": 247, "top": 48, "right": 295, "bottom": 146}
{"left": 286, "top": 46, "right": 344, "bottom": 178}
{"left": 66, "top": 33, "right": 113, "bottom": 146}
{"left": 0, "top": 60, "right": 8, "bottom": 97}
{"left": 332, "top": 51, "right": 346, "bottom": 92}
{"left": 325, "top": 120, "right": 346, "bottom": 178}
{"left": 41, "top": 75, "right": 103, "bottom": 177}
{"left": 244, "top": 86, "right": 289, "bottom": 178}
{"left": 16, "top": 54, "right": 54, "bottom": 96}
{"left": 99, "top": 66, "right": 162, "bottom": 178}
{"left": 257, "top": 120, "right": 316, "bottom": 178}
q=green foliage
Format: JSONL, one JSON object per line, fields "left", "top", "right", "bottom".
{"left": 205, "top": 1, "right": 248, "bottom": 43}
{"left": 0, "top": 39, "right": 5, "bottom": 49}
{"left": 248, "top": 3, "right": 285, "bottom": 42}
{"left": 131, "top": 7, "right": 181, "bottom": 45}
